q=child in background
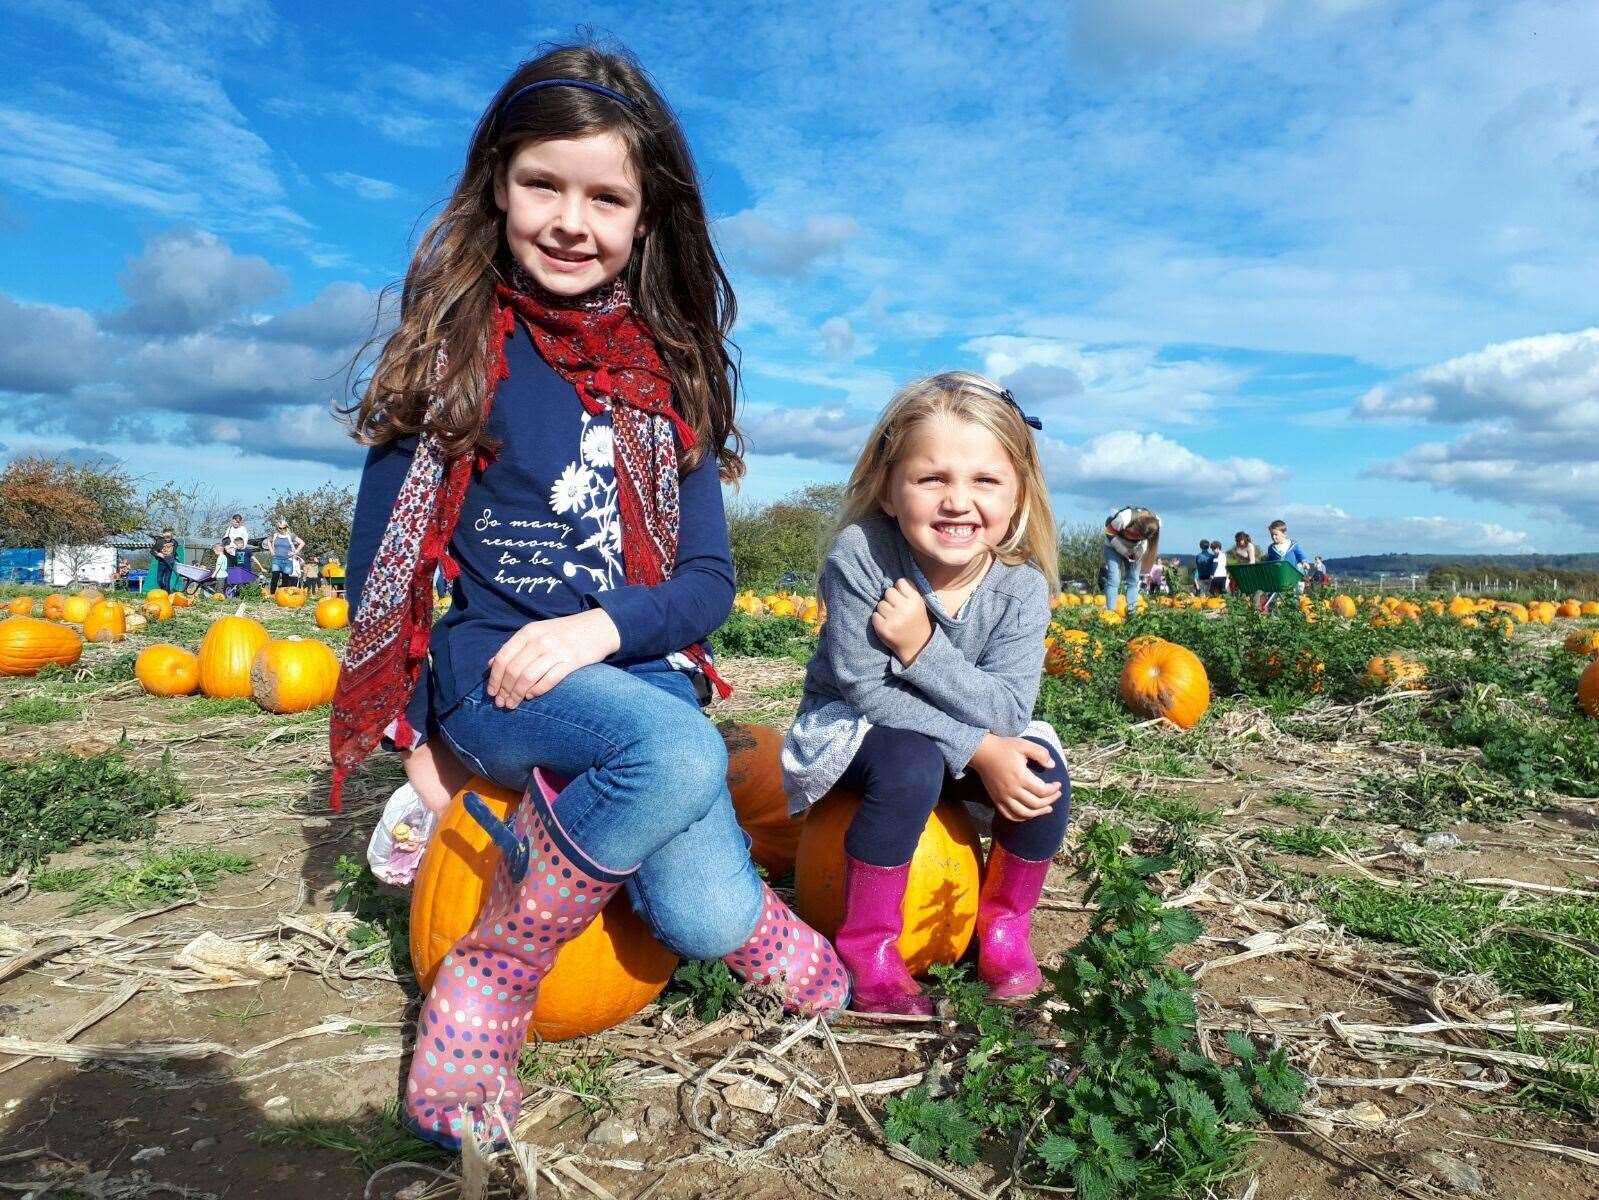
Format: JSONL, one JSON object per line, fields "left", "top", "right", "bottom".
{"left": 333, "top": 43, "right": 846, "bottom": 1151}
{"left": 1194, "top": 541, "right": 1217, "bottom": 592}
{"left": 1209, "top": 541, "right": 1230, "bottom": 596}
{"left": 1103, "top": 505, "right": 1160, "bottom": 612}
{"left": 784, "top": 373, "right": 1070, "bottom": 1013}
{"left": 1265, "top": 520, "right": 1311, "bottom": 576}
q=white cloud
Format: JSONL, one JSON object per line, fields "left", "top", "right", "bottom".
{"left": 718, "top": 211, "right": 860, "bottom": 278}
{"left": 1358, "top": 328, "right": 1599, "bottom": 527}
{"left": 1354, "top": 327, "right": 1599, "bottom": 431}
{"left": 1041, "top": 430, "right": 1284, "bottom": 510}
{"left": 1278, "top": 503, "right": 1534, "bottom": 555}
{"left": 739, "top": 404, "right": 878, "bottom": 464}
{"left": 105, "top": 229, "right": 287, "bottom": 335}
{"left": 967, "top": 336, "right": 1245, "bottom": 431}
{"left": 254, "top": 282, "right": 385, "bottom": 350}
{"left": 325, "top": 171, "right": 401, "bottom": 201}
{"left": 0, "top": 296, "right": 108, "bottom": 394}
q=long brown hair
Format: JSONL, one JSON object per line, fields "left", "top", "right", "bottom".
{"left": 345, "top": 43, "right": 745, "bottom": 481}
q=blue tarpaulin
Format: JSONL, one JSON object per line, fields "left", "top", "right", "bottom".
{"left": 0, "top": 548, "right": 45, "bottom": 584}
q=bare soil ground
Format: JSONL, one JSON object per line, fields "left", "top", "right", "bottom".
{"left": 2, "top": 602, "right": 1596, "bottom": 1199}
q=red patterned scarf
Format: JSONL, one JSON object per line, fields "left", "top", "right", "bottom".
{"left": 327, "top": 274, "right": 729, "bottom": 811}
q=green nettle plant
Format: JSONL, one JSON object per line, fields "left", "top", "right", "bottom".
{"left": 885, "top": 822, "right": 1304, "bottom": 1199}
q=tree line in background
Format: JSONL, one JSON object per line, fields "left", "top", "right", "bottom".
{"left": 0, "top": 454, "right": 356, "bottom": 565}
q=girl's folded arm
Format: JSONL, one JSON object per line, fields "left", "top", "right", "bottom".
{"left": 817, "top": 543, "right": 988, "bottom": 773}
{"left": 587, "top": 451, "right": 735, "bottom": 658}
{"left": 889, "top": 586, "right": 1049, "bottom": 735}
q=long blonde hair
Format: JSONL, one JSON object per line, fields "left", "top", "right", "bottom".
{"left": 836, "top": 372, "right": 1058, "bottom": 592}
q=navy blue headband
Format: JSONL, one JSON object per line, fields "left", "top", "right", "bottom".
{"left": 1000, "top": 388, "right": 1043, "bottom": 432}
{"left": 499, "top": 78, "right": 645, "bottom": 124}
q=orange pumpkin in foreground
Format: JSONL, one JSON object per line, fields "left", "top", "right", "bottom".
{"left": 410, "top": 778, "right": 678, "bottom": 1041}
{"left": 250, "top": 637, "right": 340, "bottom": 713}
{"left": 135, "top": 644, "right": 201, "bottom": 697}
{"left": 314, "top": 596, "right": 349, "bottom": 630}
{"left": 1580, "top": 658, "right": 1599, "bottom": 720}
{"left": 6, "top": 597, "right": 35, "bottom": 617}
{"left": 273, "top": 587, "right": 308, "bottom": 609}
{"left": 144, "top": 597, "right": 175, "bottom": 622}
{"left": 794, "top": 789, "right": 981, "bottom": 976}
{"left": 82, "top": 600, "right": 127, "bottom": 644}
{"left": 0, "top": 616, "right": 83, "bottom": 676}
{"left": 722, "top": 721, "right": 804, "bottom": 875}
{"left": 1562, "top": 629, "right": 1599, "bottom": 657}
{"left": 1119, "top": 641, "right": 1211, "bottom": 729}
{"left": 198, "top": 608, "right": 271, "bottom": 698}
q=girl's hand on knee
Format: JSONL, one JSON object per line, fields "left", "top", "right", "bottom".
{"left": 488, "top": 609, "right": 622, "bottom": 708}
{"left": 870, "top": 578, "right": 933, "bottom": 666}
{"left": 970, "top": 735, "right": 1062, "bottom": 823}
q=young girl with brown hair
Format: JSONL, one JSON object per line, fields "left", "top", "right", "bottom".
{"left": 333, "top": 43, "right": 846, "bottom": 1151}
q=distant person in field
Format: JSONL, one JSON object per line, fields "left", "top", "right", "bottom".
{"left": 1311, "top": 554, "right": 1331, "bottom": 586}
{"left": 265, "top": 520, "right": 304, "bottom": 594}
{"left": 1194, "top": 540, "right": 1218, "bottom": 592}
{"left": 784, "top": 373, "right": 1070, "bottom": 1015}
{"left": 1264, "top": 519, "right": 1311, "bottom": 576}
{"left": 223, "top": 513, "right": 250, "bottom": 550}
{"left": 1103, "top": 505, "right": 1161, "bottom": 612}
{"left": 1209, "top": 540, "right": 1230, "bottom": 595}
{"left": 1226, "top": 530, "right": 1257, "bottom": 592}
{"left": 1146, "top": 557, "right": 1167, "bottom": 595}
{"left": 332, "top": 43, "right": 847, "bottom": 1151}
{"left": 149, "top": 529, "right": 179, "bottom": 593}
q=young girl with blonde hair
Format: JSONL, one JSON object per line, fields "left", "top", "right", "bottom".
{"left": 783, "top": 372, "right": 1070, "bottom": 1014}
{"left": 334, "top": 42, "right": 846, "bottom": 1151}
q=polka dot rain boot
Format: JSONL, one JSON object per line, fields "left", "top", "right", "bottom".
{"left": 403, "top": 768, "right": 631, "bottom": 1151}
{"left": 721, "top": 882, "right": 850, "bottom": 1014}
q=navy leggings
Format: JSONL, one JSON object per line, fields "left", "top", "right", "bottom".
{"left": 836, "top": 725, "right": 1071, "bottom": 866}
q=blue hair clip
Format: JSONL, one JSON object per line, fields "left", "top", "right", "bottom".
{"left": 499, "top": 78, "right": 645, "bottom": 123}
{"left": 999, "top": 388, "right": 1043, "bottom": 432}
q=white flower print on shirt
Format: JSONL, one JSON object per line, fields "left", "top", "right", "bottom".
{"left": 562, "top": 411, "right": 622, "bottom": 590}
{"left": 581, "top": 422, "right": 613, "bottom": 469}
{"left": 550, "top": 462, "right": 595, "bottom": 516}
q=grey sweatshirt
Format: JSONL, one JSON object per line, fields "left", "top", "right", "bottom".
{"left": 781, "top": 516, "right": 1063, "bottom": 815}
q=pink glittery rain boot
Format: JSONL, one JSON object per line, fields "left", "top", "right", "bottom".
{"left": 721, "top": 883, "right": 850, "bottom": 1015}
{"left": 831, "top": 856, "right": 934, "bottom": 1017}
{"left": 403, "top": 769, "right": 630, "bottom": 1150}
{"left": 975, "top": 844, "right": 1052, "bottom": 1002}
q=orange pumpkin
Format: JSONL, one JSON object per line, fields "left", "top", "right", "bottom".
{"left": 1367, "top": 653, "right": 1428, "bottom": 688}
{"left": 1582, "top": 602, "right": 1599, "bottom": 617}
{"left": 1119, "top": 641, "right": 1210, "bottom": 729}
{"left": 314, "top": 596, "right": 349, "bottom": 630}
{"left": 42, "top": 594, "right": 67, "bottom": 620}
{"left": 1580, "top": 658, "right": 1599, "bottom": 719}
{"left": 1557, "top": 600, "right": 1583, "bottom": 619}
{"left": 145, "top": 588, "right": 169, "bottom": 605}
{"left": 170, "top": 592, "right": 193, "bottom": 608}
{"left": 6, "top": 596, "right": 35, "bottom": 617}
{"left": 198, "top": 607, "right": 271, "bottom": 698}
{"left": 60, "top": 595, "right": 92, "bottom": 625}
{"left": 273, "top": 587, "right": 308, "bottom": 609}
{"left": 410, "top": 777, "right": 678, "bottom": 1041}
{"left": 0, "top": 616, "right": 83, "bottom": 676}
{"left": 721, "top": 721, "right": 804, "bottom": 875}
{"left": 135, "top": 644, "right": 200, "bottom": 697}
{"left": 794, "top": 789, "right": 981, "bottom": 976}
{"left": 144, "top": 597, "right": 174, "bottom": 622}
{"left": 250, "top": 637, "right": 340, "bottom": 713}
{"left": 82, "top": 600, "right": 127, "bottom": 643}
{"left": 1562, "top": 629, "right": 1599, "bottom": 657}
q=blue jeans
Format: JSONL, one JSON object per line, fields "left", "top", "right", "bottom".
{"left": 1103, "top": 545, "right": 1140, "bottom": 612}
{"left": 436, "top": 661, "right": 764, "bottom": 961}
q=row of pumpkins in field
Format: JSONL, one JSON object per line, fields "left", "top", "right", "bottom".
{"left": 732, "top": 589, "right": 824, "bottom": 627}
{"left": 0, "top": 591, "right": 351, "bottom": 715}
{"left": 5, "top": 586, "right": 350, "bottom": 629}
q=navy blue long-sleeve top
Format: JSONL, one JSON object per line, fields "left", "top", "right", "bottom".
{"left": 343, "top": 318, "right": 735, "bottom": 744}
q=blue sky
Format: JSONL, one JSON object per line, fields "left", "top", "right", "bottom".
{"left": 3, "top": 0, "right": 1598, "bottom": 557}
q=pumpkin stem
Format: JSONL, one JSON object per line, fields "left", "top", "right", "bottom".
{"left": 462, "top": 791, "right": 529, "bottom": 883}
